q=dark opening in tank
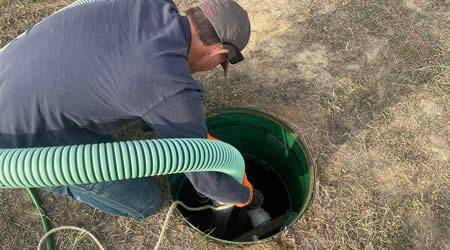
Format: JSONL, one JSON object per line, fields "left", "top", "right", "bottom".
{"left": 176, "top": 155, "right": 292, "bottom": 241}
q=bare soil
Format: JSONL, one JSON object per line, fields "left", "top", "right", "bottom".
{"left": 0, "top": 0, "right": 449, "bottom": 249}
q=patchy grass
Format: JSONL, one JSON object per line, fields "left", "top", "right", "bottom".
{"left": 0, "top": 0, "right": 449, "bottom": 249}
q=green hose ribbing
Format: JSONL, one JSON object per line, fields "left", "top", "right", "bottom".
{"left": 0, "top": 138, "right": 245, "bottom": 189}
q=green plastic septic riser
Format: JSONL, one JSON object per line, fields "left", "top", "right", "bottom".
{"left": 170, "top": 108, "right": 315, "bottom": 243}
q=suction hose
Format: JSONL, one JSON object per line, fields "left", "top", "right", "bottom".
{"left": 0, "top": 138, "right": 245, "bottom": 189}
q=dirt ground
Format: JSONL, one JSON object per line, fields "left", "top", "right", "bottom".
{"left": 0, "top": 0, "right": 449, "bottom": 249}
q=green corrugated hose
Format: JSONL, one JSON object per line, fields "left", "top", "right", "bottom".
{"left": 3, "top": 138, "right": 245, "bottom": 249}
{"left": 0, "top": 138, "right": 245, "bottom": 188}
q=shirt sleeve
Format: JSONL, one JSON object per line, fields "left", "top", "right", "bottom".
{"left": 142, "top": 90, "right": 250, "bottom": 204}
{"left": 142, "top": 89, "right": 207, "bottom": 139}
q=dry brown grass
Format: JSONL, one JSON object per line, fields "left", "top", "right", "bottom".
{"left": 1, "top": 0, "right": 449, "bottom": 249}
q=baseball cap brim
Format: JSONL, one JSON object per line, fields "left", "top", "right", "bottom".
{"left": 223, "top": 42, "right": 244, "bottom": 64}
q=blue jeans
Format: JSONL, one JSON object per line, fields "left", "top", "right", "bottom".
{"left": 42, "top": 177, "right": 162, "bottom": 219}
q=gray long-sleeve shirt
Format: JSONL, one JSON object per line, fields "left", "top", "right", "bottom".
{"left": 0, "top": 0, "right": 249, "bottom": 204}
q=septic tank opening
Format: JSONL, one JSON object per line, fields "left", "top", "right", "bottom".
{"left": 177, "top": 155, "right": 291, "bottom": 241}
{"left": 169, "top": 108, "right": 314, "bottom": 243}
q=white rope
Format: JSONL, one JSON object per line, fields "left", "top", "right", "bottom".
{"left": 38, "top": 226, "right": 105, "bottom": 250}
{"left": 37, "top": 201, "right": 232, "bottom": 250}
{"left": 154, "top": 201, "right": 234, "bottom": 250}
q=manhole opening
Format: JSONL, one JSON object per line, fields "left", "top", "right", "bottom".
{"left": 170, "top": 107, "right": 315, "bottom": 243}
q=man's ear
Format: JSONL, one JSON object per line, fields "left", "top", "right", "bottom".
{"left": 211, "top": 44, "right": 229, "bottom": 57}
